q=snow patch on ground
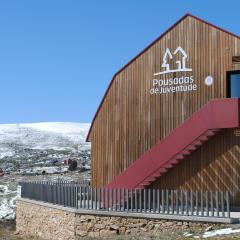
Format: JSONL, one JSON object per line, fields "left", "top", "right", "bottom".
{"left": 0, "top": 149, "right": 15, "bottom": 159}
{"left": 0, "top": 198, "right": 16, "bottom": 220}
{"left": 203, "top": 228, "right": 240, "bottom": 238}
{"left": 183, "top": 232, "right": 193, "bottom": 237}
{"left": 29, "top": 166, "right": 69, "bottom": 174}
{"left": 0, "top": 185, "right": 17, "bottom": 220}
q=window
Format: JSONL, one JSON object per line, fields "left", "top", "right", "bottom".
{"left": 227, "top": 71, "right": 240, "bottom": 98}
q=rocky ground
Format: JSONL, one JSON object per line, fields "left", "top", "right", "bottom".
{"left": 0, "top": 171, "right": 90, "bottom": 220}
{"left": 0, "top": 221, "right": 40, "bottom": 240}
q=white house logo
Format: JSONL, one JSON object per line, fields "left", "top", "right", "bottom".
{"left": 154, "top": 47, "right": 192, "bottom": 76}
{"left": 150, "top": 46, "right": 197, "bottom": 95}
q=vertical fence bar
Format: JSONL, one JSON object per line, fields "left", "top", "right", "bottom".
{"left": 71, "top": 185, "right": 73, "bottom": 207}
{"left": 211, "top": 191, "right": 214, "bottom": 217}
{"left": 157, "top": 189, "right": 160, "bottom": 213}
{"left": 113, "top": 188, "right": 116, "bottom": 211}
{"left": 117, "top": 188, "right": 120, "bottom": 211}
{"left": 148, "top": 189, "right": 151, "bottom": 213}
{"left": 171, "top": 190, "right": 174, "bottom": 214}
{"left": 62, "top": 185, "right": 65, "bottom": 206}
{"left": 71, "top": 185, "right": 74, "bottom": 207}
{"left": 83, "top": 186, "right": 86, "bottom": 209}
{"left": 96, "top": 187, "right": 99, "bottom": 210}
{"left": 59, "top": 184, "right": 62, "bottom": 205}
{"left": 144, "top": 189, "right": 146, "bottom": 213}
{"left": 131, "top": 189, "right": 133, "bottom": 212}
{"left": 122, "top": 189, "right": 125, "bottom": 211}
{"left": 70, "top": 184, "right": 73, "bottom": 206}
{"left": 120, "top": 188, "right": 123, "bottom": 211}
{"left": 147, "top": 189, "right": 150, "bottom": 212}
{"left": 216, "top": 191, "right": 219, "bottom": 217}
{"left": 60, "top": 184, "right": 64, "bottom": 205}
{"left": 98, "top": 188, "right": 101, "bottom": 210}
{"left": 74, "top": 186, "right": 76, "bottom": 209}
{"left": 68, "top": 185, "right": 71, "bottom": 207}
{"left": 92, "top": 188, "right": 97, "bottom": 210}
{"left": 61, "top": 183, "right": 65, "bottom": 206}
{"left": 116, "top": 188, "right": 120, "bottom": 211}
{"left": 105, "top": 188, "right": 108, "bottom": 211}
{"left": 226, "top": 191, "right": 230, "bottom": 218}
{"left": 52, "top": 183, "right": 55, "bottom": 204}
{"left": 190, "top": 190, "right": 193, "bottom": 216}
{"left": 75, "top": 185, "right": 77, "bottom": 208}
{"left": 176, "top": 190, "right": 179, "bottom": 215}
{"left": 185, "top": 191, "right": 188, "bottom": 216}
{"left": 166, "top": 190, "right": 169, "bottom": 214}
{"left": 58, "top": 184, "right": 60, "bottom": 205}
{"left": 102, "top": 188, "right": 105, "bottom": 210}
{"left": 221, "top": 192, "right": 225, "bottom": 217}
{"left": 109, "top": 188, "right": 112, "bottom": 211}
{"left": 162, "top": 190, "right": 165, "bottom": 214}
{"left": 180, "top": 190, "right": 183, "bottom": 215}
{"left": 62, "top": 183, "right": 67, "bottom": 206}
{"left": 94, "top": 188, "right": 97, "bottom": 210}
{"left": 79, "top": 186, "right": 82, "bottom": 208}
{"left": 87, "top": 187, "right": 89, "bottom": 209}
{"left": 135, "top": 189, "right": 138, "bottom": 212}
{"left": 196, "top": 191, "right": 199, "bottom": 216}
{"left": 126, "top": 189, "right": 129, "bottom": 212}
{"left": 91, "top": 188, "right": 93, "bottom": 210}
{"left": 153, "top": 189, "right": 156, "bottom": 213}
{"left": 206, "top": 191, "right": 209, "bottom": 217}
{"left": 67, "top": 185, "right": 70, "bottom": 207}
{"left": 139, "top": 189, "right": 142, "bottom": 213}
{"left": 201, "top": 191, "right": 204, "bottom": 216}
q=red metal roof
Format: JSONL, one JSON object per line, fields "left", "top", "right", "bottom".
{"left": 86, "top": 13, "right": 240, "bottom": 142}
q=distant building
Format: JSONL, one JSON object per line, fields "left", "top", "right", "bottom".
{"left": 64, "top": 158, "right": 72, "bottom": 165}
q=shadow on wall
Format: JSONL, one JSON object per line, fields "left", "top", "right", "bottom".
{"left": 151, "top": 129, "right": 240, "bottom": 206}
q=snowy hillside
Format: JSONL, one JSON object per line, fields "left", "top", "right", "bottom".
{"left": 0, "top": 122, "right": 91, "bottom": 179}
{"left": 0, "top": 122, "right": 90, "bottom": 157}
{"left": 0, "top": 122, "right": 91, "bottom": 220}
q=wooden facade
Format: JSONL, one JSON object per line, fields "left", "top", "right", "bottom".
{"left": 87, "top": 14, "right": 240, "bottom": 205}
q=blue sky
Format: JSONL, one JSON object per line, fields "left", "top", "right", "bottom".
{"left": 0, "top": 0, "right": 239, "bottom": 124}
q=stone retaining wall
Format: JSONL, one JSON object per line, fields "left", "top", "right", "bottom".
{"left": 16, "top": 199, "right": 220, "bottom": 240}
{"left": 16, "top": 200, "right": 76, "bottom": 240}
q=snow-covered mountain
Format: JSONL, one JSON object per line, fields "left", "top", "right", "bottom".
{"left": 0, "top": 122, "right": 91, "bottom": 171}
{"left": 0, "top": 122, "right": 90, "bottom": 156}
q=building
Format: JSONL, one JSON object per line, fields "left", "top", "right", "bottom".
{"left": 86, "top": 14, "right": 240, "bottom": 206}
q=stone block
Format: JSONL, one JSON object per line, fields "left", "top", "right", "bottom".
{"left": 99, "top": 229, "right": 117, "bottom": 237}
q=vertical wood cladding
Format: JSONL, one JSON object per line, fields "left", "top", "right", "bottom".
{"left": 151, "top": 129, "right": 240, "bottom": 206}
{"left": 89, "top": 16, "right": 240, "bottom": 193}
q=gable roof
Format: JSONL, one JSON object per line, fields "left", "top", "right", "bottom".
{"left": 86, "top": 13, "right": 240, "bottom": 142}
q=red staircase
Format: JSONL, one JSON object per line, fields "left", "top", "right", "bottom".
{"left": 106, "top": 98, "right": 240, "bottom": 189}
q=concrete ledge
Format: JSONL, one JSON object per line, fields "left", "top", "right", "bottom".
{"left": 18, "top": 198, "right": 239, "bottom": 224}
{"left": 18, "top": 198, "right": 78, "bottom": 213}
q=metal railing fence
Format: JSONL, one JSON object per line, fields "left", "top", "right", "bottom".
{"left": 19, "top": 181, "right": 230, "bottom": 218}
